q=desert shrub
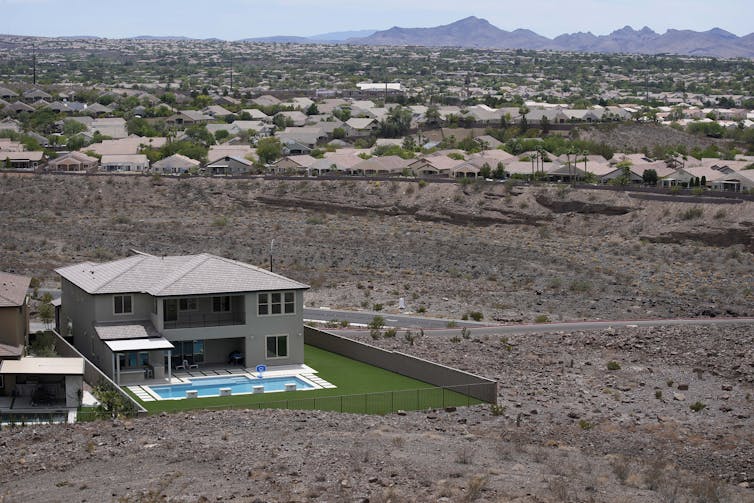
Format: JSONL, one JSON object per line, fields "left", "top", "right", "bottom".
{"left": 680, "top": 207, "right": 703, "bottom": 220}
{"left": 569, "top": 279, "right": 592, "bottom": 293}
{"left": 461, "top": 327, "right": 471, "bottom": 340}
{"left": 578, "top": 419, "right": 594, "bottom": 430}
{"left": 714, "top": 208, "right": 727, "bottom": 219}
{"left": 455, "top": 447, "right": 474, "bottom": 465}
{"left": 534, "top": 314, "right": 550, "bottom": 323}
{"left": 490, "top": 404, "right": 505, "bottom": 416}
{"left": 468, "top": 311, "right": 483, "bottom": 321}
{"left": 416, "top": 306, "right": 426, "bottom": 313}
{"left": 450, "top": 336, "right": 461, "bottom": 343}
{"left": 606, "top": 361, "right": 621, "bottom": 371}
{"left": 383, "top": 327, "right": 397, "bottom": 338}
{"left": 690, "top": 401, "right": 706, "bottom": 412}
{"left": 373, "top": 303, "right": 383, "bottom": 311}
{"left": 655, "top": 390, "right": 663, "bottom": 399}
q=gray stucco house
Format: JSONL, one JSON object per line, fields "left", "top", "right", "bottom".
{"left": 56, "top": 253, "right": 309, "bottom": 385}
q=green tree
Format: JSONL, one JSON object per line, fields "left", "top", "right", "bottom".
{"left": 379, "top": 106, "right": 412, "bottom": 138}
{"left": 642, "top": 168, "right": 658, "bottom": 185}
{"left": 256, "top": 137, "right": 283, "bottom": 164}
{"left": 332, "top": 127, "right": 346, "bottom": 140}
{"left": 305, "top": 103, "right": 319, "bottom": 116}
{"left": 62, "top": 120, "right": 87, "bottom": 136}
{"left": 479, "top": 162, "right": 491, "bottom": 179}
{"left": 214, "top": 129, "right": 230, "bottom": 143}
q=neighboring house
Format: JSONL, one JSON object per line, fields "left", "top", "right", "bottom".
{"left": 0, "top": 87, "right": 18, "bottom": 101}
{"left": 276, "top": 111, "right": 308, "bottom": 127}
{"left": 3, "top": 101, "right": 35, "bottom": 114}
{"left": 56, "top": 253, "right": 309, "bottom": 385}
{"left": 166, "top": 110, "right": 212, "bottom": 127}
{"left": 241, "top": 109, "right": 272, "bottom": 122}
{"left": 46, "top": 152, "right": 98, "bottom": 172}
{"left": 345, "top": 118, "right": 379, "bottom": 137}
{"left": 0, "top": 272, "right": 84, "bottom": 420}
{"left": 252, "top": 95, "right": 281, "bottom": 108}
{"left": 272, "top": 155, "right": 317, "bottom": 175}
{"left": 276, "top": 127, "right": 327, "bottom": 148}
{"left": 352, "top": 155, "right": 411, "bottom": 176}
{"left": 280, "top": 139, "right": 312, "bottom": 156}
{"left": 710, "top": 170, "right": 754, "bottom": 192}
{"left": 22, "top": 88, "right": 52, "bottom": 103}
{"left": 90, "top": 118, "right": 128, "bottom": 139}
{"left": 203, "top": 105, "right": 234, "bottom": 119}
{"left": 205, "top": 155, "right": 253, "bottom": 176}
{"left": 407, "top": 155, "right": 464, "bottom": 177}
{"left": 0, "top": 150, "right": 45, "bottom": 170}
{"left": 151, "top": 154, "right": 200, "bottom": 175}
{"left": 100, "top": 154, "right": 150, "bottom": 173}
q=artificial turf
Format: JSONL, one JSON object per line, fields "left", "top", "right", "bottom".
{"left": 125, "top": 345, "right": 481, "bottom": 415}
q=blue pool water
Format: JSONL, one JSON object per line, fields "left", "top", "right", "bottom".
{"left": 149, "top": 375, "right": 315, "bottom": 399}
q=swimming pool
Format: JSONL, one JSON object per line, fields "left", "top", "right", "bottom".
{"left": 148, "top": 375, "right": 316, "bottom": 400}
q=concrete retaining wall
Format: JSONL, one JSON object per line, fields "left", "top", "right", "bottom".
{"left": 304, "top": 326, "right": 497, "bottom": 403}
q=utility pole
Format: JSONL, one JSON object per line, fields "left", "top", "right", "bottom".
{"left": 269, "top": 239, "right": 274, "bottom": 272}
{"left": 229, "top": 52, "right": 233, "bottom": 94}
{"left": 32, "top": 41, "right": 37, "bottom": 85}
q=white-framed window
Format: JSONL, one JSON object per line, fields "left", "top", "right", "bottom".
{"left": 266, "top": 335, "right": 288, "bottom": 359}
{"left": 114, "top": 295, "right": 133, "bottom": 315}
{"left": 212, "top": 296, "right": 231, "bottom": 313}
{"left": 258, "top": 291, "right": 295, "bottom": 316}
{"left": 179, "top": 298, "right": 198, "bottom": 311}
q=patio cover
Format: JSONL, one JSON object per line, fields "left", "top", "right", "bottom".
{"left": 105, "top": 338, "right": 174, "bottom": 352}
{"left": 0, "top": 357, "right": 84, "bottom": 375}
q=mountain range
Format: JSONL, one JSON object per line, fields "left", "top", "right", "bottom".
{"left": 248, "top": 17, "right": 754, "bottom": 58}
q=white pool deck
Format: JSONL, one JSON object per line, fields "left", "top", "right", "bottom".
{"left": 126, "top": 364, "right": 336, "bottom": 402}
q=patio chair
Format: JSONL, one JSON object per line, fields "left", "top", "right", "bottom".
{"left": 188, "top": 361, "right": 199, "bottom": 370}
{"left": 175, "top": 360, "right": 188, "bottom": 371}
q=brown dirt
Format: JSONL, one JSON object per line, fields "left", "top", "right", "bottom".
{"left": 2, "top": 174, "right": 752, "bottom": 322}
{"left": 0, "top": 323, "right": 752, "bottom": 502}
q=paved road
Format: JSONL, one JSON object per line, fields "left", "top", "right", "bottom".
{"left": 305, "top": 307, "right": 754, "bottom": 336}
{"left": 303, "top": 307, "right": 487, "bottom": 329}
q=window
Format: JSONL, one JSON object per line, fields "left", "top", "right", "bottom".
{"left": 258, "top": 291, "right": 296, "bottom": 316}
{"left": 152, "top": 299, "right": 157, "bottom": 315}
{"left": 164, "top": 299, "right": 178, "bottom": 322}
{"left": 212, "top": 296, "right": 231, "bottom": 312}
{"left": 179, "top": 298, "right": 198, "bottom": 311}
{"left": 258, "top": 293, "right": 269, "bottom": 315}
{"left": 266, "top": 335, "right": 288, "bottom": 359}
{"left": 114, "top": 295, "right": 133, "bottom": 315}
{"left": 284, "top": 292, "right": 295, "bottom": 314}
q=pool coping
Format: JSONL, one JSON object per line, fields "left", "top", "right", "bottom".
{"left": 131, "top": 364, "right": 336, "bottom": 401}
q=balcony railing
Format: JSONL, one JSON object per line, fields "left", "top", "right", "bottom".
{"left": 163, "top": 312, "right": 245, "bottom": 329}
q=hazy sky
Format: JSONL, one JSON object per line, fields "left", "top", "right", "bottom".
{"left": 2, "top": 0, "right": 753, "bottom": 39}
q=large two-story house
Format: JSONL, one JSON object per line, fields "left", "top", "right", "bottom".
{"left": 56, "top": 253, "right": 309, "bottom": 385}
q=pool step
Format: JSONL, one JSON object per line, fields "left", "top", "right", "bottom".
{"left": 302, "top": 374, "right": 337, "bottom": 389}
{"left": 127, "top": 385, "right": 156, "bottom": 402}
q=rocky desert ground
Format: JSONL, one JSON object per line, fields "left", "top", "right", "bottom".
{"left": 1, "top": 173, "right": 753, "bottom": 502}
{"left": 0, "top": 323, "right": 752, "bottom": 502}
{"left": 1, "top": 174, "right": 752, "bottom": 322}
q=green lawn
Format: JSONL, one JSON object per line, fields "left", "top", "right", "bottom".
{"left": 124, "top": 345, "right": 481, "bottom": 415}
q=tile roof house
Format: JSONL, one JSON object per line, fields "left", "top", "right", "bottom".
{"left": 46, "top": 151, "right": 98, "bottom": 172}
{"left": 56, "top": 253, "right": 309, "bottom": 385}
{"left": 100, "top": 154, "right": 150, "bottom": 173}
{"left": 205, "top": 155, "right": 253, "bottom": 176}
{"left": 151, "top": 153, "right": 200, "bottom": 175}
{"left": 0, "top": 272, "right": 85, "bottom": 420}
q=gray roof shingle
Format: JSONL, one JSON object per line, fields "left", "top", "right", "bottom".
{"left": 56, "top": 253, "right": 308, "bottom": 296}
